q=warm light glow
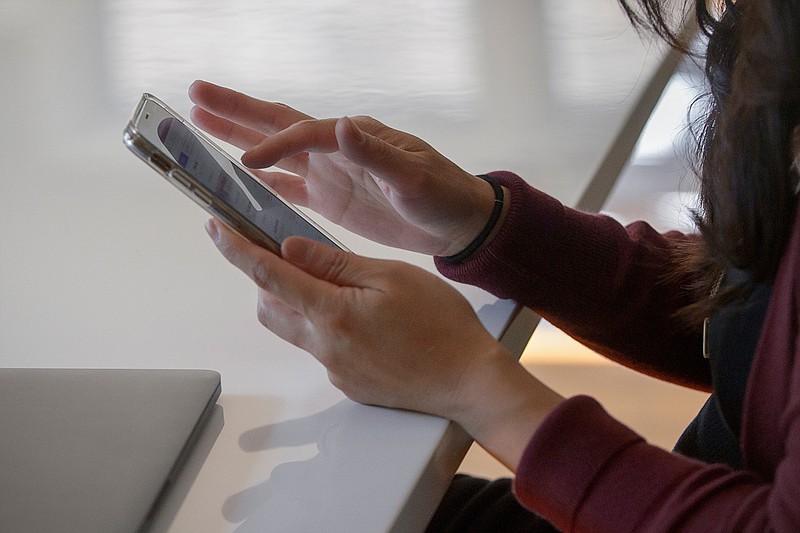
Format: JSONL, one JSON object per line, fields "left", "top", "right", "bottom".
{"left": 521, "top": 321, "right": 611, "bottom": 365}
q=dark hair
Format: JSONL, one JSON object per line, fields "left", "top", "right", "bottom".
{"left": 620, "top": 0, "right": 800, "bottom": 320}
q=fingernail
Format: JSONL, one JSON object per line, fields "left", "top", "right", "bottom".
{"left": 282, "top": 237, "right": 314, "bottom": 265}
{"left": 342, "top": 116, "right": 365, "bottom": 144}
{"left": 204, "top": 218, "right": 219, "bottom": 243}
{"left": 241, "top": 149, "right": 263, "bottom": 169}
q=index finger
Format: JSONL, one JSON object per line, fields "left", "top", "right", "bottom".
{"left": 190, "top": 105, "right": 265, "bottom": 152}
{"left": 188, "top": 80, "right": 313, "bottom": 135}
{"left": 241, "top": 118, "right": 340, "bottom": 168}
{"left": 206, "top": 218, "right": 333, "bottom": 317}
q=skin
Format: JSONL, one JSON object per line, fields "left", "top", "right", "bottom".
{"left": 190, "top": 80, "right": 564, "bottom": 470}
{"left": 188, "top": 80, "right": 493, "bottom": 257}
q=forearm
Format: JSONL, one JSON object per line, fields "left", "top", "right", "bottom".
{"left": 437, "top": 171, "right": 711, "bottom": 389}
{"left": 514, "top": 395, "right": 790, "bottom": 532}
{"left": 451, "top": 343, "right": 564, "bottom": 472}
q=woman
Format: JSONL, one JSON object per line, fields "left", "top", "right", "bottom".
{"left": 190, "top": 0, "right": 800, "bottom": 530}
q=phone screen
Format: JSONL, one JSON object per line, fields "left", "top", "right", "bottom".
{"left": 125, "top": 94, "right": 342, "bottom": 251}
{"left": 156, "top": 116, "right": 337, "bottom": 247}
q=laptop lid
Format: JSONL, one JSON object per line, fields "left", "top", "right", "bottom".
{"left": 0, "top": 368, "right": 221, "bottom": 533}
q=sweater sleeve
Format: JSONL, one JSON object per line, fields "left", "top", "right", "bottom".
{"left": 511, "top": 198, "right": 800, "bottom": 532}
{"left": 437, "top": 171, "right": 800, "bottom": 532}
{"left": 435, "top": 171, "right": 710, "bottom": 389}
{"left": 512, "top": 395, "right": 793, "bottom": 532}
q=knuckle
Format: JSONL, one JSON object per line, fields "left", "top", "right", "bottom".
{"left": 256, "top": 301, "right": 272, "bottom": 328}
{"left": 293, "top": 117, "right": 316, "bottom": 128}
{"left": 255, "top": 290, "right": 279, "bottom": 328}
{"left": 352, "top": 115, "right": 380, "bottom": 127}
{"left": 322, "top": 252, "right": 351, "bottom": 281}
{"left": 250, "top": 261, "right": 273, "bottom": 291}
{"left": 214, "top": 236, "right": 239, "bottom": 261}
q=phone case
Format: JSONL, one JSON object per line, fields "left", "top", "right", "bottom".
{"left": 123, "top": 93, "right": 346, "bottom": 255}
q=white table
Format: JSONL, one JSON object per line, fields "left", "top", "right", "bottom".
{"left": 0, "top": 1, "right": 678, "bottom": 531}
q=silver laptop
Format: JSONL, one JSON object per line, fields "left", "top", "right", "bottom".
{"left": 0, "top": 368, "right": 221, "bottom": 533}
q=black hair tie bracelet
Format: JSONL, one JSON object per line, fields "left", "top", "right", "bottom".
{"left": 443, "top": 174, "right": 504, "bottom": 264}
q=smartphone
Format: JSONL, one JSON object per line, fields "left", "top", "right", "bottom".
{"left": 123, "top": 93, "right": 345, "bottom": 254}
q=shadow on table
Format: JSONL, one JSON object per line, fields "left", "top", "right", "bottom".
{"left": 223, "top": 399, "right": 463, "bottom": 532}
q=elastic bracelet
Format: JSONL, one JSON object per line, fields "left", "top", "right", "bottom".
{"left": 443, "top": 174, "right": 504, "bottom": 264}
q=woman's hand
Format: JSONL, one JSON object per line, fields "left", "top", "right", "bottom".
{"left": 205, "top": 219, "right": 564, "bottom": 470}
{"left": 189, "top": 80, "right": 498, "bottom": 257}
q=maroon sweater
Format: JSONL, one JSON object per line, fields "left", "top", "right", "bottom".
{"left": 435, "top": 171, "right": 800, "bottom": 532}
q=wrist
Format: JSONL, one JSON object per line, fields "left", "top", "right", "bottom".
{"left": 452, "top": 345, "right": 563, "bottom": 471}
{"left": 442, "top": 175, "right": 509, "bottom": 262}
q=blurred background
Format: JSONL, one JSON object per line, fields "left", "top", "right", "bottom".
{"left": 0, "top": 0, "right": 707, "bottom": 479}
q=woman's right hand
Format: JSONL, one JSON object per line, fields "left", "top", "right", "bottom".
{"left": 189, "top": 80, "right": 498, "bottom": 257}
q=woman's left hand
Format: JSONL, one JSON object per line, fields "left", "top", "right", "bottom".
{"left": 206, "top": 219, "right": 564, "bottom": 470}
{"left": 205, "top": 218, "right": 502, "bottom": 419}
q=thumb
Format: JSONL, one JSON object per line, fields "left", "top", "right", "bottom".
{"left": 281, "top": 237, "right": 375, "bottom": 288}
{"left": 335, "top": 116, "right": 419, "bottom": 195}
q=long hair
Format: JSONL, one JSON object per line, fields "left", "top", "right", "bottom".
{"left": 620, "top": 0, "right": 800, "bottom": 321}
